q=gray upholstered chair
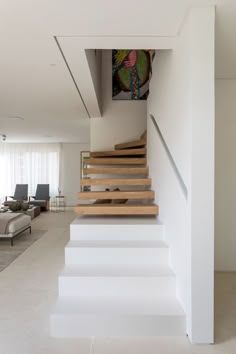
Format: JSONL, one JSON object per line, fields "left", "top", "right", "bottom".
{"left": 29, "top": 184, "right": 50, "bottom": 211}
{"left": 4, "top": 184, "right": 28, "bottom": 206}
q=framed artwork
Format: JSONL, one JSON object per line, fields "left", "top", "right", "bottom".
{"left": 112, "top": 50, "right": 155, "bottom": 100}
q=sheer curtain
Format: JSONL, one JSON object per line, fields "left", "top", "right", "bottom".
{"left": 0, "top": 143, "right": 60, "bottom": 203}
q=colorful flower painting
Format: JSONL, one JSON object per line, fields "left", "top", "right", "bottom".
{"left": 112, "top": 50, "right": 155, "bottom": 100}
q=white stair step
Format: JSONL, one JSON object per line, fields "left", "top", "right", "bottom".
{"left": 58, "top": 264, "right": 175, "bottom": 297}
{"left": 65, "top": 240, "right": 169, "bottom": 266}
{"left": 50, "top": 295, "right": 186, "bottom": 337}
{"left": 70, "top": 216, "right": 164, "bottom": 241}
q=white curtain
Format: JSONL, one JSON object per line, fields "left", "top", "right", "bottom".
{"left": 0, "top": 143, "right": 60, "bottom": 203}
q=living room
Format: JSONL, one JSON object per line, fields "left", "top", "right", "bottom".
{"left": 1, "top": 1, "right": 236, "bottom": 353}
{"left": 0, "top": 142, "right": 90, "bottom": 208}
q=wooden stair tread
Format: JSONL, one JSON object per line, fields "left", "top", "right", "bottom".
{"left": 83, "top": 167, "right": 149, "bottom": 175}
{"left": 81, "top": 178, "right": 151, "bottom": 186}
{"left": 78, "top": 190, "right": 155, "bottom": 200}
{"left": 75, "top": 203, "right": 159, "bottom": 216}
{"left": 114, "top": 138, "right": 146, "bottom": 150}
{"left": 78, "top": 131, "right": 157, "bottom": 216}
{"left": 85, "top": 157, "right": 146, "bottom": 165}
{"left": 90, "top": 148, "right": 146, "bottom": 157}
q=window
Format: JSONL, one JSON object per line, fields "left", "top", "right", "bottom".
{"left": 0, "top": 143, "right": 60, "bottom": 203}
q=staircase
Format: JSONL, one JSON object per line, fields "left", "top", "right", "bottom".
{"left": 50, "top": 132, "right": 186, "bottom": 337}
{"left": 75, "top": 132, "right": 159, "bottom": 216}
{"left": 50, "top": 218, "right": 186, "bottom": 337}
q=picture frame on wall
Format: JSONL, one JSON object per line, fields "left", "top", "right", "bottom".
{"left": 112, "top": 49, "right": 155, "bottom": 100}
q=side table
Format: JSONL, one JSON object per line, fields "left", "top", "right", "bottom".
{"left": 55, "top": 195, "right": 65, "bottom": 212}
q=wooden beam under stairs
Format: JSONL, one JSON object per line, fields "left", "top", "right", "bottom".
{"left": 78, "top": 190, "right": 155, "bottom": 200}
{"left": 114, "top": 138, "right": 146, "bottom": 150}
{"left": 90, "top": 148, "right": 146, "bottom": 157}
{"left": 75, "top": 203, "right": 159, "bottom": 216}
{"left": 85, "top": 157, "right": 146, "bottom": 165}
{"left": 83, "top": 167, "right": 149, "bottom": 175}
{"left": 81, "top": 178, "right": 151, "bottom": 187}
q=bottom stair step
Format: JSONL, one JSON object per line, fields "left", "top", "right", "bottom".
{"left": 50, "top": 296, "right": 186, "bottom": 337}
{"left": 75, "top": 203, "right": 159, "bottom": 215}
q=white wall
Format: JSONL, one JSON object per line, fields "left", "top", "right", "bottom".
{"left": 215, "top": 79, "right": 236, "bottom": 270}
{"left": 147, "top": 115, "right": 189, "bottom": 307}
{"left": 148, "top": 7, "right": 215, "bottom": 344}
{"left": 148, "top": 16, "right": 190, "bottom": 326}
{"left": 85, "top": 49, "right": 102, "bottom": 113}
{"left": 60, "top": 143, "right": 90, "bottom": 206}
{"left": 90, "top": 50, "right": 147, "bottom": 151}
{"left": 188, "top": 8, "right": 215, "bottom": 344}
{"left": 148, "top": 50, "right": 190, "bottom": 187}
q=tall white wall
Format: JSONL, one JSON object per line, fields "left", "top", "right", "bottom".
{"left": 188, "top": 8, "right": 215, "bottom": 344}
{"left": 60, "top": 143, "right": 90, "bottom": 206}
{"left": 148, "top": 17, "right": 190, "bottom": 328}
{"left": 90, "top": 50, "right": 147, "bottom": 151}
{"left": 148, "top": 51, "right": 190, "bottom": 187}
{"left": 215, "top": 79, "right": 236, "bottom": 270}
{"left": 148, "top": 7, "right": 215, "bottom": 344}
{"left": 147, "top": 116, "right": 189, "bottom": 307}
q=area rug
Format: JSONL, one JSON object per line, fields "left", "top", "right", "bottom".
{"left": 0, "top": 229, "right": 47, "bottom": 272}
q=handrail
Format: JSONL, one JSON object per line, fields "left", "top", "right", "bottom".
{"left": 149, "top": 114, "right": 188, "bottom": 200}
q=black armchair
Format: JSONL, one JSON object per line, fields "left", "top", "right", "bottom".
{"left": 29, "top": 184, "right": 50, "bottom": 211}
{"left": 4, "top": 184, "right": 28, "bottom": 206}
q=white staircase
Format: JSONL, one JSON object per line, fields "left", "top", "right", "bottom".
{"left": 50, "top": 217, "right": 186, "bottom": 337}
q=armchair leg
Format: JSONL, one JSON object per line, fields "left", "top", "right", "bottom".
{"left": 11, "top": 239, "right": 13, "bottom": 246}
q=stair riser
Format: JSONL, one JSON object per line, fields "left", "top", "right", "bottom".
{"left": 59, "top": 277, "right": 175, "bottom": 297}
{"left": 90, "top": 148, "right": 146, "bottom": 157}
{"left": 83, "top": 167, "right": 149, "bottom": 175}
{"left": 80, "top": 178, "right": 151, "bottom": 187}
{"left": 75, "top": 205, "right": 159, "bottom": 216}
{"left": 65, "top": 248, "right": 169, "bottom": 266}
{"left": 114, "top": 138, "right": 146, "bottom": 150}
{"left": 78, "top": 190, "right": 155, "bottom": 200}
{"left": 85, "top": 158, "right": 146, "bottom": 165}
{"left": 70, "top": 224, "right": 164, "bottom": 241}
{"left": 51, "top": 314, "right": 186, "bottom": 337}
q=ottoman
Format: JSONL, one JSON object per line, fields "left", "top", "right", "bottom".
{"left": 0, "top": 213, "right": 31, "bottom": 246}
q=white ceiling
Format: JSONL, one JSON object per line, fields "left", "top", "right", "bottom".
{"left": 0, "top": 0, "right": 235, "bottom": 142}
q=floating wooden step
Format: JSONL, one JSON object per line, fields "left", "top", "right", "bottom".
{"left": 90, "top": 148, "right": 146, "bottom": 157}
{"left": 78, "top": 190, "right": 155, "bottom": 200}
{"left": 114, "top": 138, "right": 146, "bottom": 150}
{"left": 81, "top": 178, "right": 152, "bottom": 187}
{"left": 85, "top": 158, "right": 146, "bottom": 165}
{"left": 83, "top": 167, "right": 149, "bottom": 175}
{"left": 75, "top": 203, "right": 159, "bottom": 216}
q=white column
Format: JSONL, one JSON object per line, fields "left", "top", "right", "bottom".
{"left": 188, "top": 7, "right": 215, "bottom": 343}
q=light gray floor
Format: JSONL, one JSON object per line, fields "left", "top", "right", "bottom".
{"left": 0, "top": 210, "right": 235, "bottom": 354}
{"left": 0, "top": 229, "right": 46, "bottom": 272}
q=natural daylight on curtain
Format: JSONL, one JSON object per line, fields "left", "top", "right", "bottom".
{"left": 0, "top": 143, "right": 60, "bottom": 203}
